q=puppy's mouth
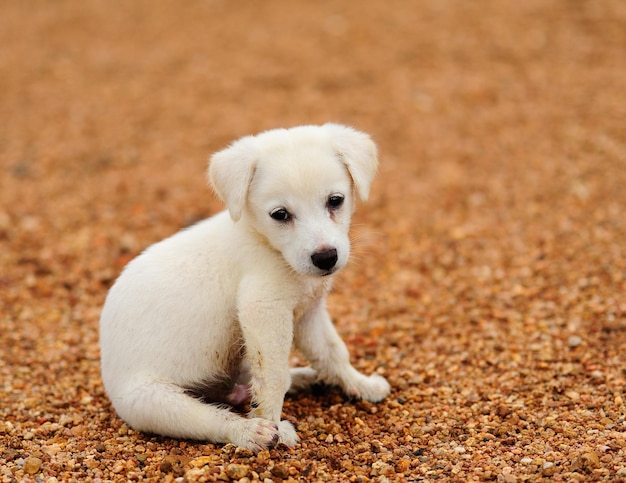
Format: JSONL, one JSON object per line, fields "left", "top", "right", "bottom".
{"left": 314, "top": 262, "right": 346, "bottom": 277}
{"left": 294, "top": 263, "right": 341, "bottom": 278}
{"left": 318, "top": 268, "right": 337, "bottom": 277}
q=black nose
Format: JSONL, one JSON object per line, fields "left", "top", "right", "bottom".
{"left": 311, "top": 248, "right": 338, "bottom": 271}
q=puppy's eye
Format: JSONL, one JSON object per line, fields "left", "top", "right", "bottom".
{"left": 327, "top": 194, "right": 345, "bottom": 210}
{"left": 270, "top": 208, "right": 291, "bottom": 222}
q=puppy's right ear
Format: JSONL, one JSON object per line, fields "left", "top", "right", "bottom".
{"left": 208, "top": 135, "right": 258, "bottom": 222}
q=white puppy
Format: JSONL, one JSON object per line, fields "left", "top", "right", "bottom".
{"left": 99, "top": 124, "right": 390, "bottom": 451}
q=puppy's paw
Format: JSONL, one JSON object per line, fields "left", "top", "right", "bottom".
{"left": 345, "top": 373, "right": 391, "bottom": 403}
{"left": 361, "top": 373, "right": 391, "bottom": 403}
{"left": 288, "top": 367, "right": 318, "bottom": 394}
{"left": 277, "top": 419, "right": 299, "bottom": 447}
{"left": 233, "top": 418, "right": 279, "bottom": 453}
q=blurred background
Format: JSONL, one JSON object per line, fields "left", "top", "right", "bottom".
{"left": 1, "top": 0, "right": 625, "bottom": 479}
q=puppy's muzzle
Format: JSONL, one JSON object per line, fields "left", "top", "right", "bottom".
{"left": 311, "top": 248, "right": 338, "bottom": 271}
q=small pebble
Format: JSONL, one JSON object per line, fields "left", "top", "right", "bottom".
{"left": 566, "top": 390, "right": 581, "bottom": 402}
{"left": 23, "top": 457, "right": 42, "bottom": 475}
{"left": 226, "top": 463, "right": 250, "bottom": 479}
{"left": 58, "top": 415, "right": 73, "bottom": 427}
{"left": 271, "top": 464, "right": 290, "bottom": 479}
{"left": 567, "top": 335, "right": 583, "bottom": 348}
{"left": 590, "top": 370, "right": 604, "bottom": 380}
{"left": 571, "top": 450, "right": 600, "bottom": 472}
{"left": 189, "top": 456, "right": 213, "bottom": 468}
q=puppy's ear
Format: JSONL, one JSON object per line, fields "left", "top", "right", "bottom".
{"left": 324, "top": 123, "right": 378, "bottom": 202}
{"left": 208, "top": 135, "right": 258, "bottom": 222}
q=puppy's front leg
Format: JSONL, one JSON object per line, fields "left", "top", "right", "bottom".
{"left": 238, "top": 295, "right": 298, "bottom": 447}
{"left": 295, "top": 298, "right": 390, "bottom": 402}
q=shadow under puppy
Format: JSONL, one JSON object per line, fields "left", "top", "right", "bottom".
{"left": 99, "top": 124, "right": 391, "bottom": 451}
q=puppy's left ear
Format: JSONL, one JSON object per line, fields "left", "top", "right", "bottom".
{"left": 208, "top": 135, "right": 258, "bottom": 222}
{"left": 324, "top": 123, "right": 379, "bottom": 202}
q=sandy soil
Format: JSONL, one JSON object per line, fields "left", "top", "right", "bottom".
{"left": 1, "top": 1, "right": 625, "bottom": 481}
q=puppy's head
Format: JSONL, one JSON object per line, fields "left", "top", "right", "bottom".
{"left": 209, "top": 124, "right": 378, "bottom": 277}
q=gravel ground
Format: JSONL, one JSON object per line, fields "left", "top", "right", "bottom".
{"left": 1, "top": 1, "right": 625, "bottom": 481}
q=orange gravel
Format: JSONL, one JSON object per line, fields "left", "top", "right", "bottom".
{"left": 1, "top": 1, "right": 625, "bottom": 481}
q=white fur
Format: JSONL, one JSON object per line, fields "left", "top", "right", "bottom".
{"left": 99, "top": 124, "right": 390, "bottom": 451}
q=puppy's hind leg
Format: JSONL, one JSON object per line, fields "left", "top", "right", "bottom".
{"left": 110, "top": 380, "right": 280, "bottom": 452}
{"left": 287, "top": 367, "right": 318, "bottom": 395}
